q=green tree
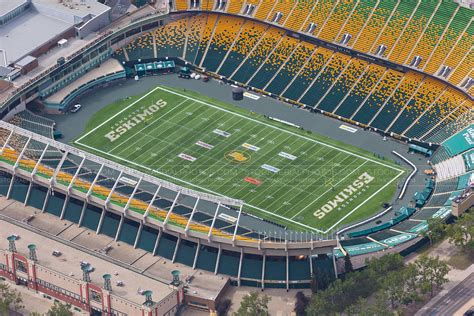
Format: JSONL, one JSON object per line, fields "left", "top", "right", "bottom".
{"left": 365, "top": 253, "right": 404, "bottom": 276}
{"left": 0, "top": 281, "right": 24, "bottom": 314}
{"left": 344, "top": 254, "right": 354, "bottom": 274}
{"left": 234, "top": 291, "right": 271, "bottom": 316}
{"left": 421, "top": 218, "right": 446, "bottom": 246}
{"left": 47, "top": 301, "right": 73, "bottom": 316}
{"left": 382, "top": 264, "right": 419, "bottom": 309}
{"left": 415, "top": 255, "right": 450, "bottom": 297}
{"left": 446, "top": 211, "right": 474, "bottom": 251}
{"left": 294, "top": 291, "right": 309, "bottom": 316}
{"left": 363, "top": 291, "right": 394, "bottom": 316}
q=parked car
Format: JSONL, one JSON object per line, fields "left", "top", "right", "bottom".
{"left": 70, "top": 104, "right": 82, "bottom": 113}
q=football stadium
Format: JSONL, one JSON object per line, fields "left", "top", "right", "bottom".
{"left": 0, "top": 0, "right": 472, "bottom": 314}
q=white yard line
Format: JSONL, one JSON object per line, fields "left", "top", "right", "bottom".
{"left": 129, "top": 104, "right": 225, "bottom": 165}
{"left": 110, "top": 99, "right": 191, "bottom": 154}
{"left": 74, "top": 85, "right": 406, "bottom": 232}
{"left": 86, "top": 85, "right": 403, "bottom": 172}
{"left": 325, "top": 169, "right": 405, "bottom": 233}
{"left": 75, "top": 85, "right": 164, "bottom": 143}
{"left": 282, "top": 153, "right": 364, "bottom": 214}
{"left": 237, "top": 140, "right": 320, "bottom": 202}
{"left": 213, "top": 132, "right": 297, "bottom": 197}
{"left": 258, "top": 146, "right": 341, "bottom": 212}
{"left": 75, "top": 140, "right": 324, "bottom": 232}
{"left": 290, "top": 160, "right": 369, "bottom": 220}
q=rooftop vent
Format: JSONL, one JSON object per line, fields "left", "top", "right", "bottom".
{"left": 374, "top": 45, "right": 387, "bottom": 57}
{"left": 409, "top": 56, "right": 422, "bottom": 68}
{"left": 243, "top": 4, "right": 255, "bottom": 16}
{"left": 215, "top": 0, "right": 226, "bottom": 10}
{"left": 271, "top": 12, "right": 283, "bottom": 24}
{"left": 305, "top": 23, "right": 317, "bottom": 34}
{"left": 339, "top": 33, "right": 352, "bottom": 45}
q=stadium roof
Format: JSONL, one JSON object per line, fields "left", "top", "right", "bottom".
{"left": 33, "top": 0, "right": 111, "bottom": 21}
{"left": 0, "top": 0, "right": 27, "bottom": 17}
{"left": 0, "top": 9, "right": 73, "bottom": 65}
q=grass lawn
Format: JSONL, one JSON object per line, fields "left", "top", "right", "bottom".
{"left": 74, "top": 85, "right": 405, "bottom": 232}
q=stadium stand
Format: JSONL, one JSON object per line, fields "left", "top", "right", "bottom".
{"left": 406, "top": 0, "right": 458, "bottom": 70}
{"left": 266, "top": 42, "right": 315, "bottom": 96}
{"left": 194, "top": 14, "right": 219, "bottom": 66}
{"left": 299, "top": 53, "right": 352, "bottom": 107}
{"left": 247, "top": 35, "right": 300, "bottom": 88}
{"left": 404, "top": 88, "right": 468, "bottom": 140}
{"left": 8, "top": 111, "right": 55, "bottom": 139}
{"left": 387, "top": 0, "right": 439, "bottom": 65}
{"left": 283, "top": 0, "right": 314, "bottom": 32}
{"left": 370, "top": 72, "right": 424, "bottom": 131}
{"left": 316, "top": 58, "right": 369, "bottom": 112}
{"left": 114, "top": 11, "right": 472, "bottom": 144}
{"left": 281, "top": 47, "right": 334, "bottom": 101}
{"left": 302, "top": 0, "right": 336, "bottom": 36}
{"left": 318, "top": 0, "right": 357, "bottom": 42}
{"left": 172, "top": 0, "right": 474, "bottom": 90}
{"left": 267, "top": 0, "right": 295, "bottom": 25}
{"left": 185, "top": 15, "right": 211, "bottom": 64}
{"left": 226, "top": 0, "right": 244, "bottom": 14}
{"left": 216, "top": 20, "right": 267, "bottom": 77}
{"left": 154, "top": 18, "right": 188, "bottom": 58}
{"left": 175, "top": 0, "right": 188, "bottom": 10}
{"left": 352, "top": 0, "right": 399, "bottom": 53}
{"left": 254, "top": 0, "right": 276, "bottom": 21}
{"left": 200, "top": 15, "right": 245, "bottom": 72}
{"left": 335, "top": 0, "right": 377, "bottom": 47}
{"left": 122, "top": 32, "right": 155, "bottom": 61}
{"left": 334, "top": 64, "right": 386, "bottom": 117}
{"left": 230, "top": 26, "right": 285, "bottom": 83}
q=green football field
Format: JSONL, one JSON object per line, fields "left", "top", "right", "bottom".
{"left": 74, "top": 85, "right": 405, "bottom": 232}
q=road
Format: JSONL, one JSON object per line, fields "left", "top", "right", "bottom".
{"left": 416, "top": 272, "right": 474, "bottom": 316}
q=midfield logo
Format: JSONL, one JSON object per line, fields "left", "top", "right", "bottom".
{"left": 225, "top": 150, "right": 251, "bottom": 163}
{"left": 104, "top": 99, "right": 167, "bottom": 142}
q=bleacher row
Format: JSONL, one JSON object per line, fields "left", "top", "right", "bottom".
{"left": 336, "top": 171, "right": 472, "bottom": 258}
{"left": 8, "top": 111, "right": 55, "bottom": 139}
{"left": 434, "top": 155, "right": 467, "bottom": 180}
{"left": 115, "top": 13, "right": 473, "bottom": 144}
{"left": 0, "top": 126, "right": 339, "bottom": 287}
{"left": 0, "top": 171, "right": 337, "bottom": 286}
{"left": 173, "top": 0, "right": 473, "bottom": 89}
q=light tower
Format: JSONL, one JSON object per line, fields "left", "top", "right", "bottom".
{"left": 28, "top": 244, "right": 37, "bottom": 262}
{"left": 142, "top": 290, "right": 153, "bottom": 306}
{"left": 82, "top": 264, "right": 91, "bottom": 282}
{"left": 103, "top": 274, "right": 112, "bottom": 291}
{"left": 7, "top": 235, "right": 16, "bottom": 253}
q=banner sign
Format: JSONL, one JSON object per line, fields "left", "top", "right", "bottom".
{"left": 178, "top": 153, "right": 196, "bottom": 162}
{"left": 213, "top": 129, "right": 231, "bottom": 138}
{"left": 242, "top": 143, "right": 260, "bottom": 151}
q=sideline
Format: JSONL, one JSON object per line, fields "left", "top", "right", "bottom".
{"left": 392, "top": 150, "right": 418, "bottom": 199}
